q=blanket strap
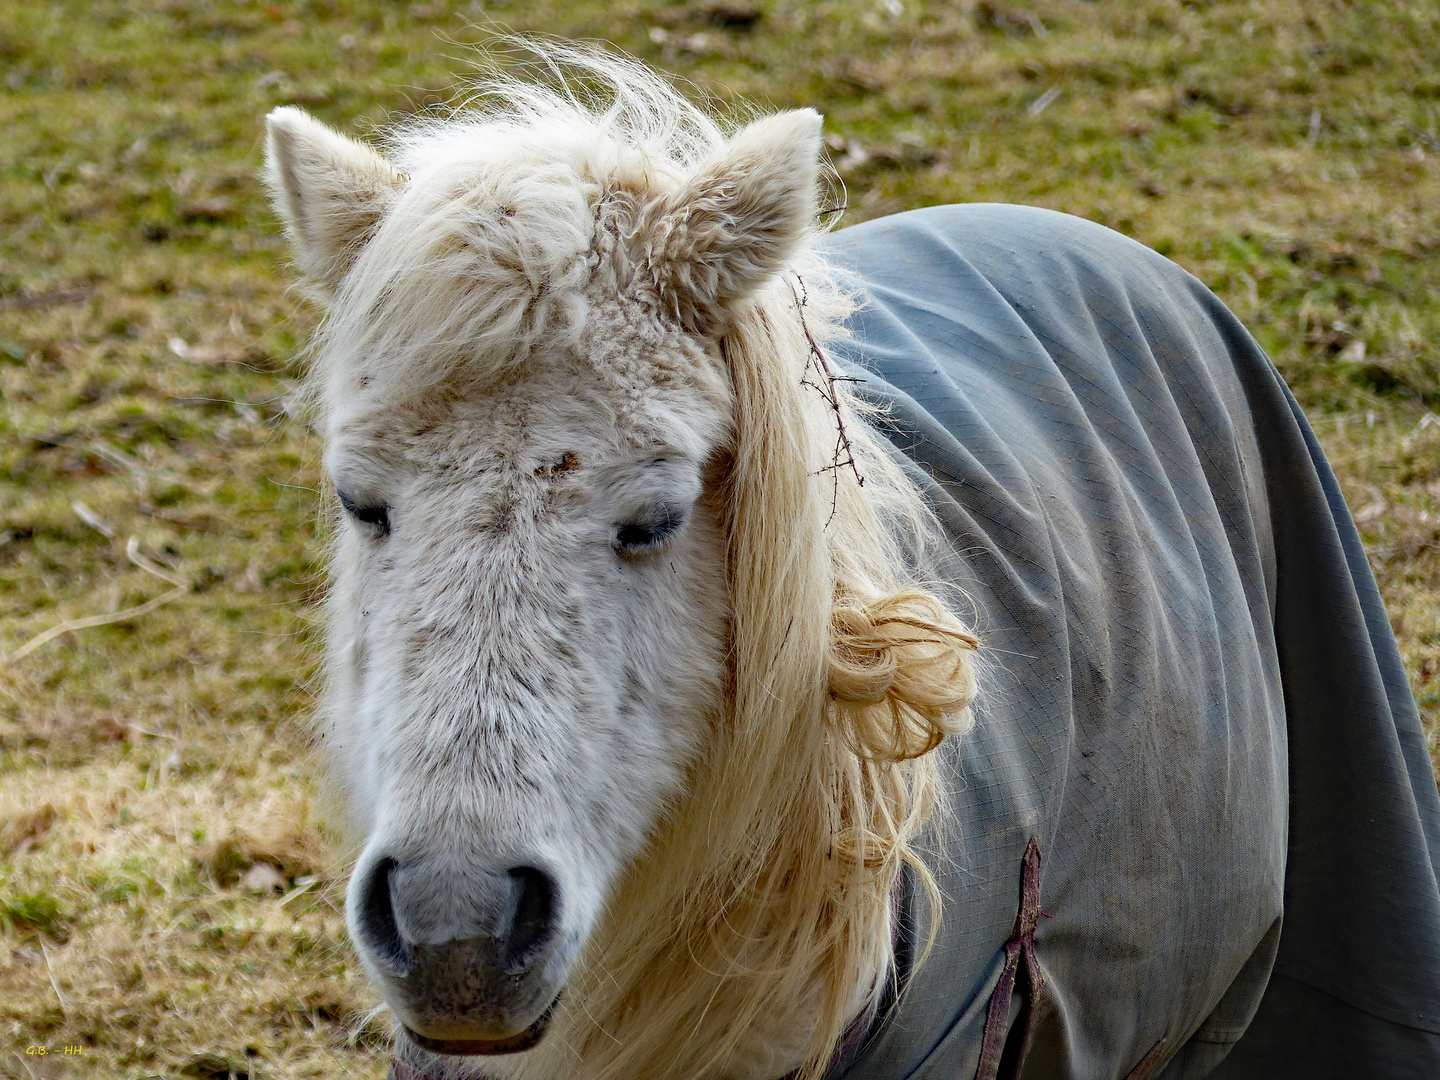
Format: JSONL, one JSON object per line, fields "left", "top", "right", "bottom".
{"left": 975, "top": 836, "right": 1045, "bottom": 1080}
{"left": 1122, "top": 1037, "right": 1168, "bottom": 1080}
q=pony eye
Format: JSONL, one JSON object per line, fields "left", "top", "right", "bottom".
{"left": 614, "top": 507, "right": 684, "bottom": 555}
{"left": 338, "top": 490, "right": 391, "bottom": 536}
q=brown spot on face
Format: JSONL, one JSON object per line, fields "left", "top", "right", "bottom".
{"left": 533, "top": 452, "right": 581, "bottom": 479}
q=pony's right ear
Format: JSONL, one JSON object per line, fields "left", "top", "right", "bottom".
{"left": 264, "top": 107, "right": 405, "bottom": 291}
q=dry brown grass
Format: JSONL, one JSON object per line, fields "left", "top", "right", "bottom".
{"left": 2, "top": 1, "right": 1438, "bottom": 1076}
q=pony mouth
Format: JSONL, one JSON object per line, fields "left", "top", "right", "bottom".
{"left": 403, "top": 998, "right": 558, "bottom": 1057}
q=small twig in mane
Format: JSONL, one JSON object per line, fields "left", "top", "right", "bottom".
{"left": 791, "top": 275, "right": 864, "bottom": 524}
{"left": 3, "top": 537, "right": 190, "bottom": 664}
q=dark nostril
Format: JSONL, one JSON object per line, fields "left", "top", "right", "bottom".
{"left": 504, "top": 866, "right": 558, "bottom": 973}
{"left": 356, "top": 857, "right": 412, "bottom": 977}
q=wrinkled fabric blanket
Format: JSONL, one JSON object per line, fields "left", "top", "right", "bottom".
{"left": 816, "top": 205, "right": 1440, "bottom": 1079}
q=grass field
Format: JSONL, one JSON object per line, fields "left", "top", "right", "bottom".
{"left": 2, "top": 1, "right": 1438, "bottom": 1077}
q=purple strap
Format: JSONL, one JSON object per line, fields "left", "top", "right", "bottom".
{"left": 974, "top": 837, "right": 1045, "bottom": 1080}
{"left": 1123, "top": 1038, "right": 1168, "bottom": 1080}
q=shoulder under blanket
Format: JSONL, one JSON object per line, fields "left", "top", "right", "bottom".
{"left": 817, "top": 204, "right": 1440, "bottom": 1080}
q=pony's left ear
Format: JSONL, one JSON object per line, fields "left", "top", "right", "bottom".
{"left": 264, "top": 106, "right": 406, "bottom": 292}
{"left": 640, "top": 109, "right": 823, "bottom": 334}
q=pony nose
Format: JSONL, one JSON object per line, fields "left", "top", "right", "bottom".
{"left": 354, "top": 856, "right": 560, "bottom": 978}
{"left": 503, "top": 866, "right": 558, "bottom": 971}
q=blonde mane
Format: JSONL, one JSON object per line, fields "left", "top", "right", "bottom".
{"left": 565, "top": 268, "right": 978, "bottom": 1080}
{"left": 290, "top": 43, "right": 979, "bottom": 1080}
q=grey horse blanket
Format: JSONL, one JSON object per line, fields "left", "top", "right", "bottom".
{"left": 815, "top": 205, "right": 1440, "bottom": 1079}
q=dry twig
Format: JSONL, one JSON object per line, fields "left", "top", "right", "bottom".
{"left": 38, "top": 938, "right": 70, "bottom": 1018}
{"left": 3, "top": 537, "right": 189, "bottom": 664}
{"left": 791, "top": 276, "right": 865, "bottom": 522}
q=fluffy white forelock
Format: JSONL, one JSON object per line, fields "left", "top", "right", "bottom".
{"left": 311, "top": 54, "right": 741, "bottom": 417}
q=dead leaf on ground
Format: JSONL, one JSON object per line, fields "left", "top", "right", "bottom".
{"left": 240, "top": 862, "right": 287, "bottom": 894}
{"left": 92, "top": 714, "right": 138, "bottom": 742}
{"left": 1, "top": 803, "right": 59, "bottom": 858}
{"left": 200, "top": 821, "right": 327, "bottom": 887}
{"left": 826, "top": 57, "right": 890, "bottom": 92}
{"left": 827, "top": 135, "right": 938, "bottom": 174}
{"left": 650, "top": 1, "right": 762, "bottom": 30}
{"left": 977, "top": 0, "right": 1046, "bottom": 36}
{"left": 1354, "top": 499, "right": 1389, "bottom": 524}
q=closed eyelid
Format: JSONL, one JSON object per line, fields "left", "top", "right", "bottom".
{"left": 337, "top": 489, "right": 391, "bottom": 534}
{"left": 614, "top": 505, "right": 686, "bottom": 552}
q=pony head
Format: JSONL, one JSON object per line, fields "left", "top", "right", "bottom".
{"left": 265, "top": 47, "right": 976, "bottom": 1080}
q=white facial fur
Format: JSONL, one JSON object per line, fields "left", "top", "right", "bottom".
{"left": 326, "top": 311, "right": 732, "bottom": 1000}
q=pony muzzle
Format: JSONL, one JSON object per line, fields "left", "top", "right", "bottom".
{"left": 351, "top": 854, "right": 566, "bottom": 1050}
{"left": 403, "top": 996, "right": 560, "bottom": 1056}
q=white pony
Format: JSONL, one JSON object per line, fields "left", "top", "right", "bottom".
{"left": 266, "top": 46, "right": 977, "bottom": 1080}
